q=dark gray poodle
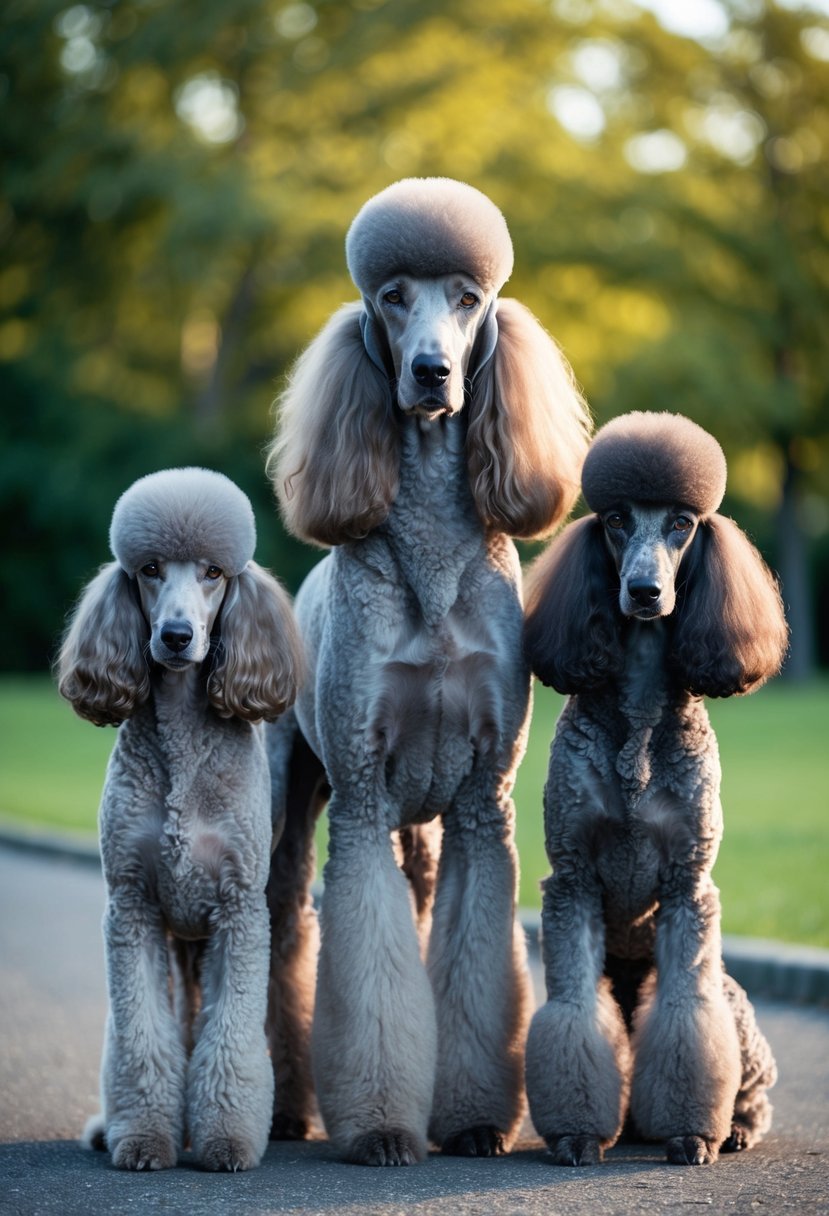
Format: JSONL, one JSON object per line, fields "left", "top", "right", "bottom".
{"left": 58, "top": 468, "right": 303, "bottom": 1171}
{"left": 523, "top": 412, "right": 788, "bottom": 1167}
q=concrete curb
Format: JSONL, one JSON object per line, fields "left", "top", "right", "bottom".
{"left": 0, "top": 817, "right": 100, "bottom": 868}
{"left": 2, "top": 820, "right": 827, "bottom": 1007}
{"left": 521, "top": 914, "right": 829, "bottom": 1007}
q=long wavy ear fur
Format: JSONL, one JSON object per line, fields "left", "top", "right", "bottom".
{"left": 523, "top": 515, "right": 622, "bottom": 692}
{"left": 670, "top": 514, "right": 788, "bottom": 697}
{"left": 467, "top": 298, "right": 592, "bottom": 539}
{"left": 208, "top": 561, "right": 304, "bottom": 722}
{"left": 266, "top": 302, "right": 399, "bottom": 546}
{"left": 57, "top": 562, "right": 150, "bottom": 726}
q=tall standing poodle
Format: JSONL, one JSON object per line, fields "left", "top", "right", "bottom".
{"left": 58, "top": 468, "right": 303, "bottom": 1171}
{"left": 265, "top": 177, "right": 591, "bottom": 1165}
{"left": 523, "top": 412, "right": 788, "bottom": 1166}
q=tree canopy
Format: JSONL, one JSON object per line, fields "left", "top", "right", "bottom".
{"left": 1, "top": 0, "right": 827, "bottom": 671}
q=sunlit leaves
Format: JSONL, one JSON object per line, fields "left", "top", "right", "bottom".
{"left": 175, "top": 72, "right": 244, "bottom": 143}
{"left": 624, "top": 128, "right": 688, "bottom": 171}
{"left": 2, "top": 0, "right": 828, "bottom": 670}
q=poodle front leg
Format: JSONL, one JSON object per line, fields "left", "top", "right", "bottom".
{"left": 525, "top": 869, "right": 631, "bottom": 1165}
{"left": 186, "top": 894, "right": 274, "bottom": 1172}
{"left": 97, "top": 893, "right": 186, "bottom": 1170}
{"left": 630, "top": 880, "right": 741, "bottom": 1165}
{"left": 426, "top": 790, "right": 533, "bottom": 1156}
{"left": 312, "top": 804, "right": 438, "bottom": 1165}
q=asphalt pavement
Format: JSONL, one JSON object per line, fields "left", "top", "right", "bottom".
{"left": 1, "top": 844, "right": 827, "bottom": 1216}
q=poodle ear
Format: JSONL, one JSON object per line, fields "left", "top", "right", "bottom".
{"left": 267, "top": 302, "right": 399, "bottom": 546}
{"left": 56, "top": 562, "right": 150, "bottom": 726}
{"left": 671, "top": 514, "right": 789, "bottom": 697}
{"left": 523, "top": 515, "right": 622, "bottom": 692}
{"left": 466, "top": 298, "right": 592, "bottom": 539}
{"left": 208, "top": 561, "right": 304, "bottom": 723}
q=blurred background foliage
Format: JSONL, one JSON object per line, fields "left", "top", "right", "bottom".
{"left": 2, "top": 0, "right": 828, "bottom": 673}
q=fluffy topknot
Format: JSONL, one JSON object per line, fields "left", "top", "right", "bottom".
{"left": 581, "top": 412, "right": 727, "bottom": 517}
{"left": 110, "top": 467, "right": 256, "bottom": 576}
{"left": 345, "top": 177, "right": 514, "bottom": 297}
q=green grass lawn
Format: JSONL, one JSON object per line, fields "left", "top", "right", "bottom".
{"left": 1, "top": 674, "right": 827, "bottom": 946}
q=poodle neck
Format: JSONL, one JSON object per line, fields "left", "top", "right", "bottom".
{"left": 618, "top": 619, "right": 676, "bottom": 725}
{"left": 395, "top": 410, "right": 471, "bottom": 502}
{"left": 151, "top": 664, "right": 211, "bottom": 729}
{"left": 379, "top": 413, "right": 484, "bottom": 625}
{"left": 611, "top": 619, "right": 696, "bottom": 802}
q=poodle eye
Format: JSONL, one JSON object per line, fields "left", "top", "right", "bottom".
{"left": 460, "top": 291, "right": 479, "bottom": 308}
{"left": 382, "top": 289, "right": 403, "bottom": 306}
{"left": 140, "top": 562, "right": 160, "bottom": 578}
{"left": 605, "top": 513, "right": 624, "bottom": 530}
{"left": 205, "top": 565, "right": 224, "bottom": 581}
{"left": 672, "top": 516, "right": 693, "bottom": 533}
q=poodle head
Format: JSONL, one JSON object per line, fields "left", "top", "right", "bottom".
{"left": 524, "top": 411, "right": 788, "bottom": 697}
{"left": 59, "top": 468, "right": 302, "bottom": 724}
{"left": 345, "top": 178, "right": 515, "bottom": 411}
{"left": 269, "top": 181, "right": 591, "bottom": 545}
{"left": 110, "top": 467, "right": 256, "bottom": 576}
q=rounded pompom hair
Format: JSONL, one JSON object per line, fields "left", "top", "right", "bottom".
{"left": 345, "top": 177, "right": 514, "bottom": 297}
{"left": 110, "top": 467, "right": 256, "bottom": 576}
{"left": 581, "top": 412, "right": 727, "bottom": 517}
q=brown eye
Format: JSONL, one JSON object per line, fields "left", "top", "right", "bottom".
{"left": 606, "top": 513, "right": 624, "bottom": 530}
{"left": 140, "top": 562, "right": 159, "bottom": 578}
{"left": 205, "top": 564, "right": 224, "bottom": 581}
{"left": 460, "top": 291, "right": 478, "bottom": 308}
{"left": 383, "top": 289, "right": 402, "bottom": 305}
{"left": 673, "top": 516, "right": 693, "bottom": 533}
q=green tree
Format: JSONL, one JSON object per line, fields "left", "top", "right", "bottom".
{"left": 1, "top": 0, "right": 826, "bottom": 671}
{"left": 511, "top": 0, "right": 829, "bottom": 676}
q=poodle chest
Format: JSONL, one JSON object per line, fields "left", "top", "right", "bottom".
{"left": 549, "top": 696, "right": 722, "bottom": 925}
{"left": 155, "top": 823, "right": 253, "bottom": 940}
{"left": 592, "top": 806, "right": 691, "bottom": 927}
{"left": 301, "top": 525, "right": 528, "bottom": 829}
{"left": 103, "top": 712, "right": 271, "bottom": 940}
{"left": 369, "top": 616, "right": 513, "bottom": 827}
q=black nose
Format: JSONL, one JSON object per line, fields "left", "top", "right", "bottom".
{"left": 628, "top": 578, "right": 662, "bottom": 606}
{"left": 160, "top": 621, "right": 193, "bottom": 653}
{"left": 412, "top": 354, "right": 450, "bottom": 388}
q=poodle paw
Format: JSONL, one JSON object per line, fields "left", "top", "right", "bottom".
{"left": 721, "top": 1122, "right": 750, "bottom": 1153}
{"left": 111, "top": 1132, "right": 177, "bottom": 1171}
{"left": 547, "top": 1134, "right": 602, "bottom": 1167}
{"left": 198, "top": 1136, "right": 261, "bottom": 1172}
{"left": 346, "top": 1128, "right": 424, "bottom": 1166}
{"left": 666, "top": 1135, "right": 718, "bottom": 1166}
{"left": 441, "top": 1125, "right": 506, "bottom": 1157}
{"left": 270, "top": 1112, "right": 310, "bottom": 1141}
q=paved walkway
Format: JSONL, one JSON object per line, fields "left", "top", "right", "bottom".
{"left": 1, "top": 846, "right": 827, "bottom": 1215}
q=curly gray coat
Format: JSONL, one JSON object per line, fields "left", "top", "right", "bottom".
{"left": 266, "top": 178, "right": 591, "bottom": 1165}
{"left": 523, "top": 413, "right": 788, "bottom": 1167}
{"left": 58, "top": 468, "right": 303, "bottom": 1172}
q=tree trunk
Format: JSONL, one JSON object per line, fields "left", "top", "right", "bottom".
{"left": 775, "top": 450, "right": 816, "bottom": 681}
{"left": 194, "top": 260, "right": 258, "bottom": 433}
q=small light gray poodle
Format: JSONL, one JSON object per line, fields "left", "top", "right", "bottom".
{"left": 58, "top": 467, "right": 303, "bottom": 1171}
{"left": 523, "top": 412, "right": 789, "bottom": 1167}
{"left": 265, "top": 177, "right": 592, "bottom": 1165}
